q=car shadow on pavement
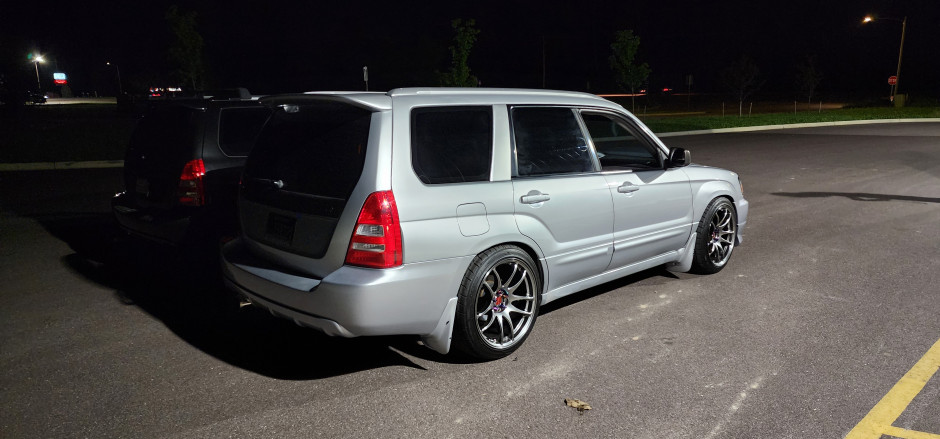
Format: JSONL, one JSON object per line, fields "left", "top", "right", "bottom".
{"left": 39, "top": 213, "right": 431, "bottom": 380}
{"left": 772, "top": 191, "right": 940, "bottom": 204}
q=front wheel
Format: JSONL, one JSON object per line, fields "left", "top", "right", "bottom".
{"left": 691, "top": 198, "right": 738, "bottom": 274}
{"left": 452, "top": 245, "right": 541, "bottom": 360}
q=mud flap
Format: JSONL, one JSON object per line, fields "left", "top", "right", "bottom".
{"left": 421, "top": 297, "right": 458, "bottom": 355}
{"left": 667, "top": 232, "right": 697, "bottom": 273}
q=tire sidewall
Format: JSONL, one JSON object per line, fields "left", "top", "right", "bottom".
{"left": 453, "top": 245, "right": 541, "bottom": 360}
{"left": 692, "top": 198, "right": 737, "bottom": 274}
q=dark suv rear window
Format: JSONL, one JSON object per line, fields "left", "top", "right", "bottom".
{"left": 411, "top": 106, "right": 493, "bottom": 184}
{"left": 243, "top": 102, "right": 372, "bottom": 213}
{"left": 127, "top": 106, "right": 202, "bottom": 167}
{"left": 218, "top": 107, "right": 272, "bottom": 156}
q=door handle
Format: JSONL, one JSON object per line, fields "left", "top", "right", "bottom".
{"left": 617, "top": 184, "right": 640, "bottom": 193}
{"left": 521, "top": 192, "right": 551, "bottom": 204}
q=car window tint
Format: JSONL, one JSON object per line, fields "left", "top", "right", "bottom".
{"left": 244, "top": 102, "right": 371, "bottom": 201}
{"left": 218, "top": 107, "right": 272, "bottom": 156}
{"left": 411, "top": 106, "right": 493, "bottom": 184}
{"left": 127, "top": 105, "right": 201, "bottom": 167}
{"left": 581, "top": 112, "right": 662, "bottom": 171}
{"left": 511, "top": 107, "right": 594, "bottom": 176}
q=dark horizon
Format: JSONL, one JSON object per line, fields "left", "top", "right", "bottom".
{"left": 3, "top": 0, "right": 939, "bottom": 101}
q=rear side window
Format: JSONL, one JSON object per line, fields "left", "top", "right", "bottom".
{"left": 244, "top": 102, "right": 372, "bottom": 204}
{"left": 218, "top": 107, "right": 272, "bottom": 156}
{"left": 511, "top": 107, "right": 595, "bottom": 177}
{"left": 411, "top": 106, "right": 493, "bottom": 184}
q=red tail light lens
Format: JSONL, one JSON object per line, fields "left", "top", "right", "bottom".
{"left": 345, "top": 191, "right": 403, "bottom": 268}
{"left": 178, "top": 159, "right": 206, "bottom": 206}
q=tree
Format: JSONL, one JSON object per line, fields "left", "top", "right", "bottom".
{"left": 166, "top": 5, "right": 206, "bottom": 90}
{"left": 609, "top": 30, "right": 651, "bottom": 113}
{"left": 721, "top": 55, "right": 764, "bottom": 116}
{"left": 795, "top": 56, "right": 823, "bottom": 104}
{"left": 438, "top": 19, "right": 480, "bottom": 87}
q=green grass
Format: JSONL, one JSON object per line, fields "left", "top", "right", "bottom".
{"left": 0, "top": 105, "right": 138, "bottom": 163}
{"left": 640, "top": 106, "right": 940, "bottom": 133}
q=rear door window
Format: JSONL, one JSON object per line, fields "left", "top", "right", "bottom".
{"left": 411, "top": 106, "right": 493, "bottom": 184}
{"left": 218, "top": 107, "right": 272, "bottom": 156}
{"left": 511, "top": 107, "right": 596, "bottom": 177}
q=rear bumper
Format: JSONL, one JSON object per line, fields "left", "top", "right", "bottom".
{"left": 221, "top": 238, "right": 469, "bottom": 338}
{"left": 111, "top": 191, "right": 236, "bottom": 246}
{"left": 112, "top": 192, "right": 190, "bottom": 245}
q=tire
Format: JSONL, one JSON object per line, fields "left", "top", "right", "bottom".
{"left": 691, "top": 198, "right": 738, "bottom": 274}
{"left": 452, "top": 245, "right": 541, "bottom": 360}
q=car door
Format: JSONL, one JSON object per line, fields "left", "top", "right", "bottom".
{"left": 510, "top": 106, "right": 614, "bottom": 292}
{"left": 580, "top": 111, "right": 693, "bottom": 269}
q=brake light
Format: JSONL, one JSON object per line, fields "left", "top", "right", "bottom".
{"left": 345, "top": 191, "right": 403, "bottom": 268}
{"left": 178, "top": 159, "right": 206, "bottom": 206}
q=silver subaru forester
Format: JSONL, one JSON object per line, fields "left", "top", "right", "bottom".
{"left": 221, "top": 88, "right": 748, "bottom": 360}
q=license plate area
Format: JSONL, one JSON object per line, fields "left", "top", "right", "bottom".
{"left": 266, "top": 213, "right": 296, "bottom": 243}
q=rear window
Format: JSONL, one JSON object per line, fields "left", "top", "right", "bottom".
{"left": 127, "top": 106, "right": 201, "bottom": 166}
{"left": 218, "top": 107, "right": 272, "bottom": 156}
{"left": 411, "top": 106, "right": 493, "bottom": 184}
{"left": 243, "top": 102, "right": 372, "bottom": 205}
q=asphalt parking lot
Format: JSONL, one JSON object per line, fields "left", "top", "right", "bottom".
{"left": 1, "top": 122, "right": 938, "bottom": 438}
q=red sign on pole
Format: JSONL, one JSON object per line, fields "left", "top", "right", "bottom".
{"left": 888, "top": 76, "right": 898, "bottom": 85}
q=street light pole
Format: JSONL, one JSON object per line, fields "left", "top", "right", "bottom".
{"left": 107, "top": 62, "right": 123, "bottom": 95}
{"left": 33, "top": 55, "right": 45, "bottom": 92}
{"left": 862, "top": 15, "right": 908, "bottom": 101}
{"left": 894, "top": 16, "right": 907, "bottom": 98}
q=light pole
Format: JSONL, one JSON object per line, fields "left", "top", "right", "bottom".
{"left": 863, "top": 14, "right": 908, "bottom": 101}
{"left": 32, "top": 54, "right": 45, "bottom": 92}
{"left": 106, "top": 62, "right": 123, "bottom": 95}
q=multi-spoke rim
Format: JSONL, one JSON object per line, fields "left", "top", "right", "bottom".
{"left": 474, "top": 258, "right": 537, "bottom": 350}
{"left": 706, "top": 204, "right": 736, "bottom": 266}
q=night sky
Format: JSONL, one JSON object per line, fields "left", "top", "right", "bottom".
{"left": 3, "top": 0, "right": 939, "bottom": 100}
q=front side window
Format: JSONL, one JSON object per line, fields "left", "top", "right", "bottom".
{"left": 581, "top": 112, "right": 662, "bottom": 171}
{"left": 511, "top": 107, "right": 595, "bottom": 176}
{"left": 411, "top": 106, "right": 493, "bottom": 184}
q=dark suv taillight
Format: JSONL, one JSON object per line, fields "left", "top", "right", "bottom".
{"left": 178, "top": 159, "right": 206, "bottom": 206}
{"left": 345, "top": 191, "right": 403, "bottom": 268}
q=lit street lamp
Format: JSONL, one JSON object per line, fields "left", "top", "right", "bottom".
{"left": 32, "top": 54, "right": 45, "bottom": 92}
{"left": 862, "top": 14, "right": 908, "bottom": 101}
{"left": 106, "top": 62, "right": 123, "bottom": 95}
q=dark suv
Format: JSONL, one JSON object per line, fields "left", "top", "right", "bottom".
{"left": 112, "top": 90, "right": 271, "bottom": 247}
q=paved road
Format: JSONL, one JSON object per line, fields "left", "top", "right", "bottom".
{"left": 1, "top": 122, "right": 938, "bottom": 438}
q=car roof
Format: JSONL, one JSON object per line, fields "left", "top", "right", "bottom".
{"left": 260, "top": 88, "right": 623, "bottom": 113}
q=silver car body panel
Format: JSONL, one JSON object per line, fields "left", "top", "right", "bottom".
{"left": 222, "top": 88, "right": 749, "bottom": 355}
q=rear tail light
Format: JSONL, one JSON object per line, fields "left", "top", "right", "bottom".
{"left": 345, "top": 191, "right": 403, "bottom": 268}
{"left": 178, "top": 159, "right": 206, "bottom": 206}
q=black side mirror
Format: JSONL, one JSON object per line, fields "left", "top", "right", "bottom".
{"left": 667, "top": 147, "right": 691, "bottom": 168}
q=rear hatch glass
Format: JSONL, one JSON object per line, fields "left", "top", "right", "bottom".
{"left": 124, "top": 105, "right": 203, "bottom": 209}
{"left": 241, "top": 102, "right": 372, "bottom": 259}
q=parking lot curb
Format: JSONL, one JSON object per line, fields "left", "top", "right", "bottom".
{"left": 0, "top": 160, "right": 125, "bottom": 171}
{"left": 656, "top": 118, "right": 940, "bottom": 137}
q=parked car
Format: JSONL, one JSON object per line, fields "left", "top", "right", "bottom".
{"left": 221, "top": 88, "right": 748, "bottom": 360}
{"left": 112, "top": 89, "right": 271, "bottom": 248}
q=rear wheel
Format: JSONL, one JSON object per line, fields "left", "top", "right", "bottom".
{"left": 691, "top": 198, "right": 737, "bottom": 274}
{"left": 452, "top": 245, "right": 540, "bottom": 360}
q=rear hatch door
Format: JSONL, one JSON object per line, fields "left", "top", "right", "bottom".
{"left": 123, "top": 105, "right": 204, "bottom": 210}
{"left": 239, "top": 99, "right": 377, "bottom": 276}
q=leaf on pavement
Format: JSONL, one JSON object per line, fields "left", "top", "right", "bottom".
{"left": 564, "top": 398, "right": 592, "bottom": 413}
